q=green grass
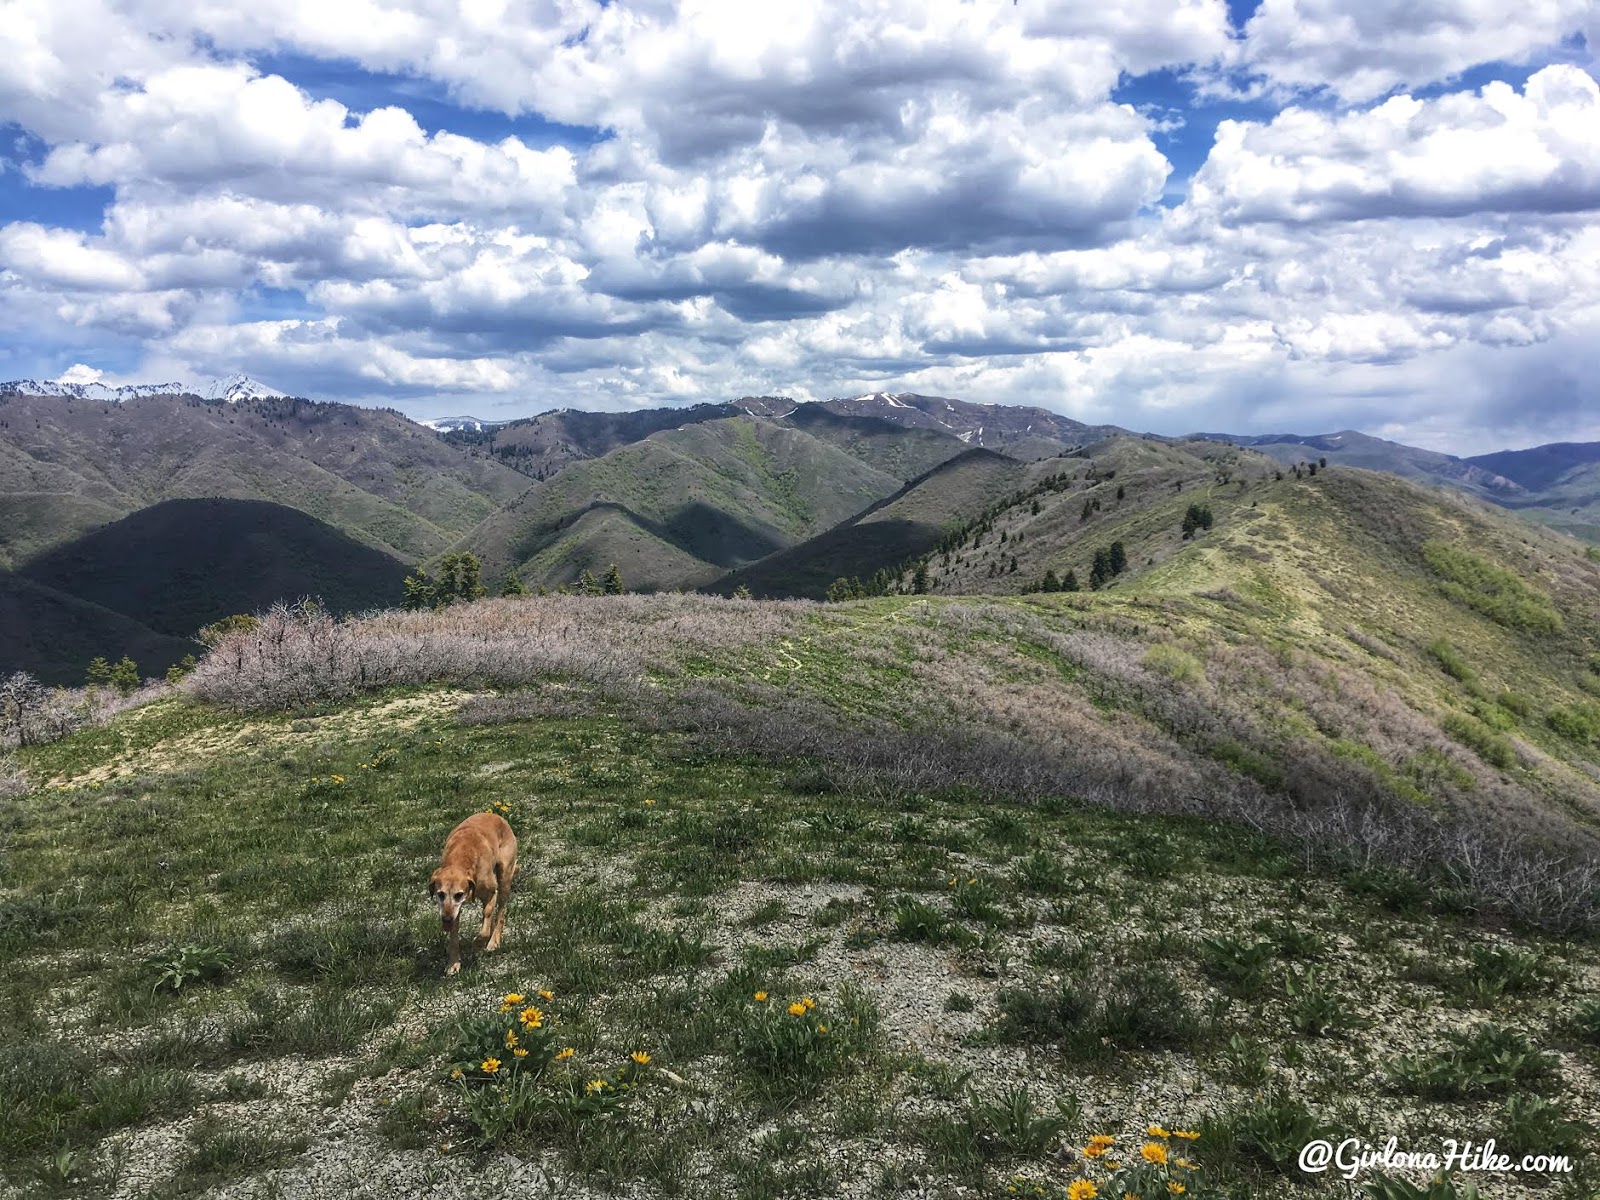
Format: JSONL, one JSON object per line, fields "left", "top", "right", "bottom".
{"left": 4, "top": 588, "right": 1599, "bottom": 1196}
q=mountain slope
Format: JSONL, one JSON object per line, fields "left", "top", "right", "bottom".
{"left": 0, "top": 392, "right": 528, "bottom": 563}
{"left": 711, "top": 447, "right": 1027, "bottom": 598}
{"left": 459, "top": 416, "right": 907, "bottom": 589}
{"left": 442, "top": 403, "right": 743, "bottom": 479}
{"left": 17, "top": 498, "right": 411, "bottom": 641}
{"left": 0, "top": 572, "right": 199, "bottom": 686}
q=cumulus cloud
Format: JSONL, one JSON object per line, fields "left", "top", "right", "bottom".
{"left": 1186, "top": 66, "right": 1600, "bottom": 224}
{"left": 1238, "top": 0, "right": 1596, "bottom": 103}
{"left": 0, "top": 0, "right": 1595, "bottom": 450}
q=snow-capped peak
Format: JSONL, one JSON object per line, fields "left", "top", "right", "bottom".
{"left": 0, "top": 372, "right": 288, "bottom": 403}
{"left": 420, "top": 415, "right": 503, "bottom": 432}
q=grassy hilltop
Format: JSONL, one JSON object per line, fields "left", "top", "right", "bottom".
{"left": 3, "top": 529, "right": 1600, "bottom": 1199}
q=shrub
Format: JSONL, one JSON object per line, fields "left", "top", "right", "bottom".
{"left": 147, "top": 944, "right": 233, "bottom": 994}
{"left": 1426, "top": 639, "right": 1477, "bottom": 685}
{"left": 1546, "top": 702, "right": 1600, "bottom": 745}
{"left": 1421, "top": 540, "right": 1563, "bottom": 634}
{"left": 0, "top": 757, "right": 28, "bottom": 801}
{"left": 1440, "top": 712, "right": 1515, "bottom": 769}
{"left": 1202, "top": 1091, "right": 1326, "bottom": 1178}
{"left": 1142, "top": 643, "right": 1204, "bottom": 684}
{"left": 1390, "top": 1023, "right": 1555, "bottom": 1099}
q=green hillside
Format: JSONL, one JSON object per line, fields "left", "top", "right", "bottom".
{"left": 3, "top": 568, "right": 1597, "bottom": 1196}
{"left": 712, "top": 447, "right": 1026, "bottom": 598}
{"left": 458, "top": 417, "right": 907, "bottom": 588}
{"left": 17, "top": 499, "right": 412, "bottom": 649}
{"left": 0, "top": 393, "right": 527, "bottom": 563}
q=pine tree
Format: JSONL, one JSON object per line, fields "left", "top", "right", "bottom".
{"left": 1090, "top": 547, "right": 1113, "bottom": 589}
{"left": 1009, "top": 555, "right": 1018, "bottom": 573}
{"left": 499, "top": 571, "right": 527, "bottom": 597}
{"left": 1116, "top": 485, "right": 1125, "bottom": 500}
{"left": 1062, "top": 569, "right": 1080, "bottom": 592}
{"left": 440, "top": 552, "right": 487, "bottom": 603}
{"left": 1080, "top": 499, "right": 1093, "bottom": 523}
{"left": 733, "top": 584, "right": 752, "bottom": 600}
{"left": 827, "top": 578, "right": 849, "bottom": 602}
{"left": 1109, "top": 541, "right": 1127, "bottom": 575}
{"left": 602, "top": 563, "right": 624, "bottom": 595}
{"left": 578, "top": 569, "right": 600, "bottom": 596}
{"left": 403, "top": 569, "right": 441, "bottom": 611}
{"left": 1041, "top": 569, "right": 1061, "bottom": 593}
{"left": 1031, "top": 499, "right": 1040, "bottom": 515}
{"left": 109, "top": 656, "right": 140, "bottom": 695}
{"left": 86, "top": 656, "right": 113, "bottom": 687}
{"left": 912, "top": 561, "right": 930, "bottom": 594}
{"left": 165, "top": 654, "right": 198, "bottom": 684}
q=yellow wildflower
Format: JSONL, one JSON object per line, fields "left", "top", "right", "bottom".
{"left": 538, "top": 988, "right": 555, "bottom": 1001}
{"left": 585, "top": 1078, "right": 608, "bottom": 1094}
{"left": 555, "top": 1047, "right": 575, "bottom": 1061}
{"left": 1088, "top": 1135, "right": 1116, "bottom": 1148}
{"left": 503, "top": 992, "right": 525, "bottom": 1005}
{"left": 519, "top": 1006, "right": 544, "bottom": 1029}
{"left": 1141, "top": 1143, "right": 1168, "bottom": 1166}
{"left": 1083, "top": 1143, "right": 1108, "bottom": 1159}
{"left": 801, "top": 997, "right": 817, "bottom": 1011}
{"left": 1067, "top": 1183, "right": 1098, "bottom": 1200}
{"left": 481, "top": 1058, "right": 501, "bottom": 1075}
{"left": 513, "top": 1048, "right": 529, "bottom": 1059}
{"left": 1175, "top": 1159, "right": 1196, "bottom": 1169}
{"left": 1173, "top": 1130, "right": 1200, "bottom": 1140}
{"left": 449, "top": 1068, "right": 464, "bottom": 1080}
{"left": 788, "top": 1002, "right": 807, "bottom": 1016}
{"left": 1147, "top": 1125, "right": 1171, "bottom": 1138}
{"left": 1167, "top": 1186, "right": 1185, "bottom": 1196}
{"left": 630, "top": 1051, "right": 651, "bottom": 1065}
{"left": 754, "top": 991, "right": 769, "bottom": 1002}
{"left": 817, "top": 1024, "right": 828, "bottom": 1033}
{"left": 504, "top": 1029, "right": 518, "bottom": 1049}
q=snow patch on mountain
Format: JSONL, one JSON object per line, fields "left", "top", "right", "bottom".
{"left": 420, "top": 415, "right": 506, "bottom": 432}
{"left": 1, "top": 372, "right": 288, "bottom": 403}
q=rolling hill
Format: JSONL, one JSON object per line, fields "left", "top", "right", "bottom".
{"left": 0, "top": 572, "right": 199, "bottom": 686}
{"left": 0, "top": 391, "right": 528, "bottom": 564}
{"left": 456, "top": 416, "right": 927, "bottom": 589}
{"left": 710, "top": 447, "right": 1027, "bottom": 598}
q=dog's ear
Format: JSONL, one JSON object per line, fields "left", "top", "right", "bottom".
{"left": 464, "top": 879, "right": 476, "bottom": 900}
{"left": 427, "top": 870, "right": 441, "bottom": 896}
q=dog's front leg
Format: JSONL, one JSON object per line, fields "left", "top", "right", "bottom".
{"left": 445, "top": 924, "right": 462, "bottom": 976}
{"left": 475, "top": 887, "right": 499, "bottom": 951}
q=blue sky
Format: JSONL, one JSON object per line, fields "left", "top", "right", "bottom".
{"left": 1, "top": 0, "right": 1597, "bottom": 453}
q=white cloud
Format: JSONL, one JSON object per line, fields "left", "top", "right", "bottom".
{"left": 1185, "top": 66, "right": 1600, "bottom": 225}
{"left": 1239, "top": 0, "right": 1596, "bottom": 102}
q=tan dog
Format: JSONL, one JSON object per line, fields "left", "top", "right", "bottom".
{"left": 428, "top": 812, "right": 518, "bottom": 976}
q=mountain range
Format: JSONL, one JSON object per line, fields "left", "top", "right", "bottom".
{"left": 2, "top": 381, "right": 1597, "bottom": 683}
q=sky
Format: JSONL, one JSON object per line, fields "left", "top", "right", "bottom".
{"left": 1, "top": 1, "right": 1598, "bottom": 454}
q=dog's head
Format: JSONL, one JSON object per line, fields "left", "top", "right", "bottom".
{"left": 428, "top": 868, "right": 475, "bottom": 932}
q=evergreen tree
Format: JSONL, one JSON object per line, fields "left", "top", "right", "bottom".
{"left": 1090, "top": 547, "right": 1114, "bottom": 589}
{"left": 1318, "top": 456, "right": 1327, "bottom": 468}
{"left": 1181, "top": 504, "right": 1214, "bottom": 539}
{"left": 86, "top": 656, "right": 113, "bottom": 687}
{"left": 1041, "top": 569, "right": 1061, "bottom": 593}
{"left": 109, "top": 656, "right": 141, "bottom": 695}
{"left": 912, "top": 561, "right": 930, "bottom": 594}
{"left": 602, "top": 563, "right": 624, "bottom": 595}
{"left": 578, "top": 569, "right": 600, "bottom": 596}
{"left": 1009, "top": 555, "right": 1018, "bottom": 573}
{"left": 499, "top": 571, "right": 527, "bottom": 597}
{"left": 1307, "top": 462, "right": 1318, "bottom": 476}
{"left": 827, "top": 578, "right": 850, "bottom": 602}
{"left": 1080, "top": 498, "right": 1094, "bottom": 523}
{"left": 1030, "top": 499, "right": 1040, "bottom": 515}
{"left": 1116, "top": 485, "right": 1125, "bottom": 500}
{"left": 165, "top": 654, "right": 197, "bottom": 684}
{"left": 439, "top": 552, "right": 487, "bottom": 603}
{"left": 1109, "top": 541, "right": 1127, "bottom": 575}
{"left": 733, "top": 584, "right": 753, "bottom": 600}
{"left": 1062, "top": 569, "right": 1080, "bottom": 592}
